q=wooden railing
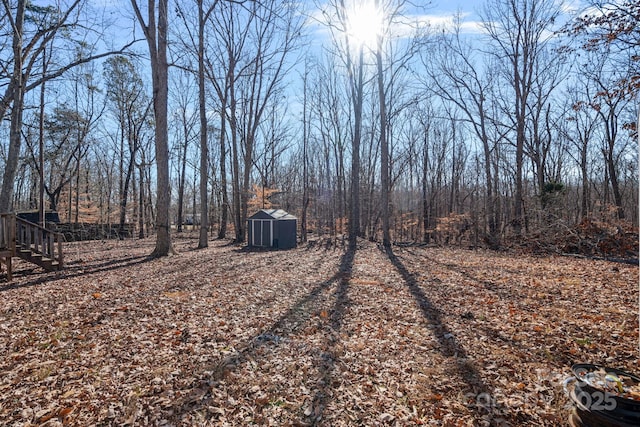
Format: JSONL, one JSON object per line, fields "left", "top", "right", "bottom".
{"left": 15, "top": 217, "right": 64, "bottom": 270}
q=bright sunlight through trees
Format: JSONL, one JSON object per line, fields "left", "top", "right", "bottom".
{"left": 346, "top": 0, "right": 384, "bottom": 48}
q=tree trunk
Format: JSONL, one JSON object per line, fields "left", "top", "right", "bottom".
{"left": 39, "top": 46, "right": 47, "bottom": 226}
{"left": 483, "top": 138, "right": 498, "bottom": 247}
{"left": 604, "top": 108, "right": 625, "bottom": 220}
{"left": 197, "top": 0, "right": 209, "bottom": 248}
{"left": 513, "top": 83, "right": 526, "bottom": 236}
{"left": 74, "top": 78, "right": 81, "bottom": 224}
{"left": 177, "top": 131, "right": 188, "bottom": 233}
{"left": 421, "top": 131, "right": 429, "bottom": 243}
{"left": 375, "top": 44, "right": 390, "bottom": 247}
{"left": 131, "top": 0, "right": 174, "bottom": 256}
{"left": 138, "top": 164, "right": 145, "bottom": 238}
{"left": 119, "top": 160, "right": 134, "bottom": 239}
{"left": 349, "top": 47, "right": 364, "bottom": 246}
{"left": 240, "top": 131, "right": 252, "bottom": 242}
{"left": 0, "top": 0, "right": 25, "bottom": 213}
{"left": 218, "top": 107, "right": 229, "bottom": 239}
{"left": 605, "top": 145, "right": 625, "bottom": 220}
{"left": 301, "top": 64, "right": 309, "bottom": 243}
{"left": 230, "top": 82, "right": 242, "bottom": 242}
{"left": 153, "top": 0, "right": 173, "bottom": 255}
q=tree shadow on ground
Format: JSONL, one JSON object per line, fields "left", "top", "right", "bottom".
{"left": 413, "top": 248, "right": 526, "bottom": 302}
{"left": 306, "top": 246, "right": 353, "bottom": 424}
{"left": 170, "top": 245, "right": 355, "bottom": 424}
{"left": 382, "top": 246, "right": 501, "bottom": 420}
{"left": 304, "top": 236, "right": 347, "bottom": 251}
{"left": 0, "top": 255, "right": 152, "bottom": 292}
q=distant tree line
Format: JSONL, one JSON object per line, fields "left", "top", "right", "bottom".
{"left": 0, "top": 0, "right": 637, "bottom": 254}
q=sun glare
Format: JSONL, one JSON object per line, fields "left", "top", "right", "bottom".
{"left": 346, "top": 1, "right": 383, "bottom": 49}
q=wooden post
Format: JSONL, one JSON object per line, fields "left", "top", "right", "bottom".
{"left": 57, "top": 237, "right": 63, "bottom": 269}
{"left": 9, "top": 214, "right": 15, "bottom": 255}
{"left": 0, "top": 214, "right": 15, "bottom": 281}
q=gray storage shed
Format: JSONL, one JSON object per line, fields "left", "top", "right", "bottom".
{"left": 247, "top": 209, "right": 297, "bottom": 249}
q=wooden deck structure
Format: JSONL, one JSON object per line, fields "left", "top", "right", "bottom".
{"left": 0, "top": 213, "right": 64, "bottom": 281}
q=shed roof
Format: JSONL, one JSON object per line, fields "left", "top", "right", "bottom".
{"left": 248, "top": 209, "right": 297, "bottom": 220}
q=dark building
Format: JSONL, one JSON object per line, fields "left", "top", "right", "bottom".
{"left": 17, "top": 211, "right": 60, "bottom": 224}
{"left": 247, "top": 209, "right": 297, "bottom": 249}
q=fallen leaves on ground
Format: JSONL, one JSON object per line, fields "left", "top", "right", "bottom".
{"left": 0, "top": 235, "right": 637, "bottom": 426}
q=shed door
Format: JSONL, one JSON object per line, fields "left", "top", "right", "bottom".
{"left": 252, "top": 220, "right": 272, "bottom": 247}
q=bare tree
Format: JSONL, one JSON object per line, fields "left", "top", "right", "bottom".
{"left": 584, "top": 46, "right": 635, "bottom": 219}
{"left": 309, "top": 55, "right": 351, "bottom": 237}
{"left": 524, "top": 47, "right": 566, "bottom": 205}
{"left": 563, "top": 80, "right": 597, "bottom": 221}
{"left": 69, "top": 61, "right": 104, "bottom": 225}
{"left": 104, "top": 55, "right": 151, "bottom": 238}
{"left": 422, "top": 17, "right": 502, "bottom": 245}
{"left": 321, "top": 0, "right": 370, "bottom": 245}
{"left": 0, "top": 0, "right": 26, "bottom": 212}
{"left": 173, "top": 0, "right": 220, "bottom": 247}
{"left": 205, "top": 0, "right": 254, "bottom": 240}
{"left": 196, "top": 0, "right": 217, "bottom": 247}
{"left": 131, "top": 0, "right": 174, "bottom": 256}
{"left": 300, "top": 59, "right": 311, "bottom": 242}
{"left": 24, "top": 107, "right": 85, "bottom": 212}
{"left": 374, "top": 1, "right": 390, "bottom": 246}
{"left": 170, "top": 69, "right": 198, "bottom": 233}
{"left": 566, "top": 2, "right": 638, "bottom": 220}
{"left": 0, "top": 0, "right": 135, "bottom": 212}
{"left": 204, "top": 0, "right": 304, "bottom": 242}
{"left": 481, "top": 0, "right": 563, "bottom": 236}
{"left": 374, "top": 0, "right": 425, "bottom": 246}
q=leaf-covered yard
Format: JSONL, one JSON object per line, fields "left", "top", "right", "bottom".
{"left": 0, "top": 236, "right": 637, "bottom": 426}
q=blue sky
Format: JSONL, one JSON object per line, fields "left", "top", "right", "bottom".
{"left": 431, "top": 0, "right": 482, "bottom": 15}
{"left": 421, "top": 0, "right": 587, "bottom": 34}
{"left": 305, "top": 0, "right": 587, "bottom": 46}
{"left": 93, "top": 0, "right": 589, "bottom": 47}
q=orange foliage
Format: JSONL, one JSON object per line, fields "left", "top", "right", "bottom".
{"left": 248, "top": 184, "right": 280, "bottom": 211}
